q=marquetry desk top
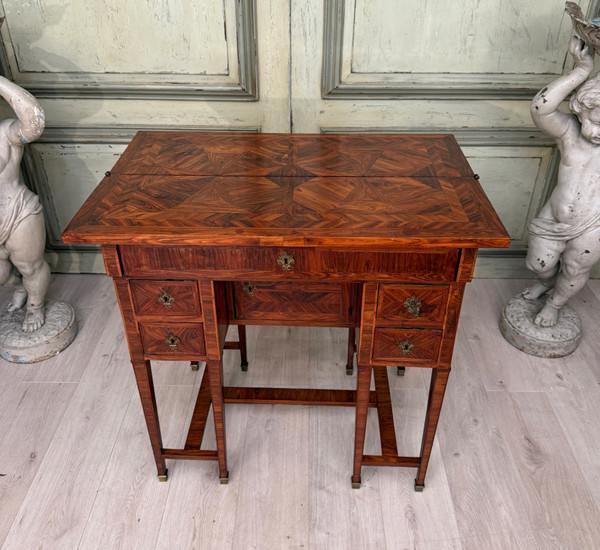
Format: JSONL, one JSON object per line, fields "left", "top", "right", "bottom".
{"left": 63, "top": 132, "right": 510, "bottom": 491}
{"left": 63, "top": 132, "right": 509, "bottom": 250}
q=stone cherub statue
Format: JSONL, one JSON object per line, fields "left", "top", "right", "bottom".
{"left": 0, "top": 75, "right": 50, "bottom": 332}
{"left": 500, "top": 4, "right": 600, "bottom": 357}
{"left": 522, "top": 35, "right": 600, "bottom": 327}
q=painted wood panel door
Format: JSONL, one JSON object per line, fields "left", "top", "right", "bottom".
{"left": 0, "top": 0, "right": 291, "bottom": 272}
{"left": 1, "top": 0, "right": 598, "bottom": 276}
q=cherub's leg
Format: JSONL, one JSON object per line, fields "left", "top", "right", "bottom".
{"left": 7, "top": 286, "right": 27, "bottom": 312}
{"left": 523, "top": 234, "right": 564, "bottom": 300}
{"left": 0, "top": 249, "right": 27, "bottom": 312}
{"left": 0, "top": 258, "right": 17, "bottom": 285}
{"left": 1, "top": 263, "right": 28, "bottom": 312}
{"left": 5, "top": 213, "right": 51, "bottom": 332}
{"left": 535, "top": 229, "right": 600, "bottom": 327}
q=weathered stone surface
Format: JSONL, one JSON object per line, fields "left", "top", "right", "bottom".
{"left": 0, "top": 301, "right": 77, "bottom": 363}
{"left": 499, "top": 295, "right": 581, "bottom": 358}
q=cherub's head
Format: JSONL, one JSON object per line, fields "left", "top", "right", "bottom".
{"left": 570, "top": 72, "right": 600, "bottom": 144}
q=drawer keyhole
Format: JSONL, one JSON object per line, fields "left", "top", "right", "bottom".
{"left": 243, "top": 281, "right": 257, "bottom": 297}
{"left": 277, "top": 251, "right": 295, "bottom": 272}
{"left": 165, "top": 334, "right": 181, "bottom": 351}
{"left": 398, "top": 339, "right": 415, "bottom": 356}
{"left": 403, "top": 295, "right": 422, "bottom": 318}
{"left": 158, "top": 289, "right": 175, "bottom": 309}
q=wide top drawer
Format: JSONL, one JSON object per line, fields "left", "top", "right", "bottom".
{"left": 118, "top": 246, "right": 460, "bottom": 283}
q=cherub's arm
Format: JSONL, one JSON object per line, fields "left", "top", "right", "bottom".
{"left": 531, "top": 37, "right": 593, "bottom": 138}
{"left": 0, "top": 75, "right": 45, "bottom": 145}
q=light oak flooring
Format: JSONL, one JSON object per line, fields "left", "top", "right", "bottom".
{"left": 1, "top": 275, "right": 600, "bottom": 550}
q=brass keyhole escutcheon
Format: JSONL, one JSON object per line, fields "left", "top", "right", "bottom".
{"left": 277, "top": 251, "right": 295, "bottom": 272}
{"left": 158, "top": 289, "right": 175, "bottom": 309}
{"left": 243, "top": 281, "right": 257, "bottom": 297}
{"left": 398, "top": 339, "right": 414, "bottom": 356}
{"left": 165, "top": 334, "right": 181, "bottom": 351}
{"left": 404, "top": 295, "right": 422, "bottom": 318}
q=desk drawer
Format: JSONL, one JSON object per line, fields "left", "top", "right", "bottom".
{"left": 139, "top": 323, "right": 206, "bottom": 359}
{"left": 130, "top": 280, "right": 201, "bottom": 319}
{"left": 231, "top": 281, "right": 356, "bottom": 326}
{"left": 372, "top": 328, "right": 441, "bottom": 364}
{"left": 376, "top": 284, "right": 449, "bottom": 328}
{"left": 120, "top": 246, "right": 459, "bottom": 282}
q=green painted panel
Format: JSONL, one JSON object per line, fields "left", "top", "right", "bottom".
{"left": 3, "top": 0, "right": 230, "bottom": 75}
{"left": 464, "top": 146, "right": 555, "bottom": 247}
{"left": 351, "top": 0, "right": 586, "bottom": 75}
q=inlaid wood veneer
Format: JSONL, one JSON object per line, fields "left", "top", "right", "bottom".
{"left": 63, "top": 132, "right": 509, "bottom": 490}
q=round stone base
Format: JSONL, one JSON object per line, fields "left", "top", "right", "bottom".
{"left": 499, "top": 295, "right": 581, "bottom": 358}
{"left": 0, "top": 301, "right": 77, "bottom": 363}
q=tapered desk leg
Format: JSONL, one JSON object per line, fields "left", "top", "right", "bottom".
{"left": 352, "top": 362, "right": 372, "bottom": 488}
{"left": 206, "top": 359, "right": 229, "bottom": 483}
{"left": 238, "top": 325, "right": 249, "bottom": 371}
{"left": 131, "top": 359, "right": 168, "bottom": 480}
{"left": 415, "top": 367, "right": 450, "bottom": 491}
{"left": 346, "top": 327, "right": 356, "bottom": 375}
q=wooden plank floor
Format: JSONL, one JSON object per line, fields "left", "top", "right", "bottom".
{"left": 1, "top": 275, "right": 600, "bottom": 549}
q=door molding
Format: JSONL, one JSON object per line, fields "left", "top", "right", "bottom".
{"left": 0, "top": 0, "right": 258, "bottom": 100}
{"left": 322, "top": 0, "right": 600, "bottom": 100}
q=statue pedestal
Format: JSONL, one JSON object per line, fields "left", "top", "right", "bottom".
{"left": 0, "top": 301, "right": 77, "bottom": 363}
{"left": 499, "top": 295, "right": 581, "bottom": 358}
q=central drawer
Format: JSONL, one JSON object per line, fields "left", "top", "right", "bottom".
{"left": 119, "top": 246, "right": 459, "bottom": 282}
{"left": 231, "top": 281, "right": 356, "bottom": 326}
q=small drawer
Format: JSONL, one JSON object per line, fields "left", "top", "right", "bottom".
{"left": 130, "top": 280, "right": 201, "bottom": 319}
{"left": 232, "top": 281, "right": 356, "bottom": 326}
{"left": 376, "top": 284, "right": 449, "bottom": 327}
{"left": 139, "top": 323, "right": 206, "bottom": 359}
{"left": 372, "top": 328, "right": 441, "bottom": 364}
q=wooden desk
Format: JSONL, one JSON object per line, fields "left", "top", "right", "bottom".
{"left": 63, "top": 132, "right": 509, "bottom": 490}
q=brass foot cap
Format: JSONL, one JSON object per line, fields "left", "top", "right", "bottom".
{"left": 157, "top": 470, "right": 168, "bottom": 482}
{"left": 219, "top": 471, "right": 229, "bottom": 484}
{"left": 346, "top": 367, "right": 353, "bottom": 375}
{"left": 351, "top": 476, "right": 361, "bottom": 489}
{"left": 414, "top": 480, "right": 424, "bottom": 492}
{"left": 397, "top": 367, "right": 406, "bottom": 376}
{"left": 190, "top": 361, "right": 200, "bottom": 371}
{"left": 241, "top": 361, "right": 249, "bottom": 372}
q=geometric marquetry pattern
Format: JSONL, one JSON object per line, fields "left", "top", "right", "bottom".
{"left": 376, "top": 284, "right": 449, "bottom": 327}
{"left": 372, "top": 327, "right": 442, "bottom": 363}
{"left": 139, "top": 323, "right": 206, "bottom": 358}
{"left": 232, "top": 281, "right": 353, "bottom": 325}
{"left": 120, "top": 132, "right": 474, "bottom": 178}
{"left": 63, "top": 133, "right": 510, "bottom": 249}
{"left": 130, "top": 280, "right": 201, "bottom": 318}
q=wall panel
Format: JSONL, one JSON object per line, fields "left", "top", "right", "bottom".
{"left": 323, "top": 0, "right": 599, "bottom": 98}
{"left": 0, "top": 0, "right": 257, "bottom": 99}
